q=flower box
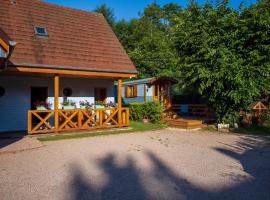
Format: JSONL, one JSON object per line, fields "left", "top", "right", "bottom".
{"left": 36, "top": 106, "right": 47, "bottom": 110}
{"left": 63, "top": 105, "right": 76, "bottom": 110}
{"left": 95, "top": 105, "right": 105, "bottom": 109}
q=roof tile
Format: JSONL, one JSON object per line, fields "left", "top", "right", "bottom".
{"left": 0, "top": 0, "right": 137, "bottom": 73}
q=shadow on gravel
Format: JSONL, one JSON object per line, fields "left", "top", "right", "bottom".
{"left": 69, "top": 135, "right": 270, "bottom": 200}
{"left": 0, "top": 132, "right": 25, "bottom": 149}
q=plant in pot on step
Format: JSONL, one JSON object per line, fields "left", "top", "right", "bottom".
{"left": 62, "top": 100, "right": 76, "bottom": 110}
{"left": 34, "top": 101, "right": 52, "bottom": 110}
{"left": 79, "top": 100, "right": 91, "bottom": 109}
{"left": 142, "top": 108, "right": 149, "bottom": 123}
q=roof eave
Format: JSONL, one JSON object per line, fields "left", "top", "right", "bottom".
{"left": 9, "top": 63, "right": 138, "bottom": 74}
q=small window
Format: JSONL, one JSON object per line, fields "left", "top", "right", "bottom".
{"left": 0, "top": 86, "right": 5, "bottom": 97}
{"left": 125, "top": 85, "right": 137, "bottom": 98}
{"left": 34, "top": 26, "right": 48, "bottom": 36}
{"left": 63, "top": 88, "right": 72, "bottom": 97}
{"left": 0, "top": 47, "right": 7, "bottom": 58}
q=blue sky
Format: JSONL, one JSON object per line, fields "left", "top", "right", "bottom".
{"left": 44, "top": 0, "right": 256, "bottom": 20}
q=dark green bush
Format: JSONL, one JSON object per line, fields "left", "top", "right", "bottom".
{"left": 128, "top": 101, "right": 163, "bottom": 123}
{"left": 261, "top": 111, "right": 270, "bottom": 126}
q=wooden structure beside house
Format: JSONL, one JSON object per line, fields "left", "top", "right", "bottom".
{"left": 116, "top": 77, "right": 176, "bottom": 109}
{"left": 0, "top": 0, "right": 137, "bottom": 134}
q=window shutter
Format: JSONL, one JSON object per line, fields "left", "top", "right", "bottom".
{"left": 125, "top": 86, "right": 128, "bottom": 97}
{"left": 134, "top": 85, "right": 138, "bottom": 97}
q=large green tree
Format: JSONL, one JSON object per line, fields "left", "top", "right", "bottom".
{"left": 172, "top": 0, "right": 270, "bottom": 123}
{"left": 94, "top": 4, "right": 115, "bottom": 26}
{"left": 97, "top": 1, "right": 270, "bottom": 123}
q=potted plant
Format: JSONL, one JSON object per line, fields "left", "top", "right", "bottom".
{"left": 106, "top": 101, "right": 117, "bottom": 108}
{"left": 95, "top": 101, "right": 105, "bottom": 109}
{"left": 79, "top": 100, "right": 91, "bottom": 109}
{"left": 62, "top": 100, "right": 76, "bottom": 109}
{"left": 34, "top": 101, "right": 52, "bottom": 110}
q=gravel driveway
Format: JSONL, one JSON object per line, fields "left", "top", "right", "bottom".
{"left": 0, "top": 128, "right": 269, "bottom": 200}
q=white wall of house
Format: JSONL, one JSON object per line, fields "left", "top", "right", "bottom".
{"left": 0, "top": 75, "right": 115, "bottom": 132}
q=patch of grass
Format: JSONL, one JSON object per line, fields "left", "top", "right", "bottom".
{"left": 202, "top": 125, "right": 217, "bottom": 132}
{"left": 233, "top": 125, "right": 270, "bottom": 136}
{"left": 38, "top": 121, "right": 167, "bottom": 142}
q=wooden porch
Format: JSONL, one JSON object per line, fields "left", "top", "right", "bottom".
{"left": 27, "top": 74, "right": 129, "bottom": 134}
{"left": 28, "top": 108, "right": 129, "bottom": 134}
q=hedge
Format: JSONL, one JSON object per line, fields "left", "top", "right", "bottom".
{"left": 128, "top": 101, "right": 163, "bottom": 123}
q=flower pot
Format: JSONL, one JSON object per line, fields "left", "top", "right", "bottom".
{"left": 95, "top": 105, "right": 105, "bottom": 109}
{"left": 218, "top": 124, "right": 230, "bottom": 129}
{"left": 36, "top": 106, "right": 47, "bottom": 110}
{"left": 143, "top": 118, "right": 149, "bottom": 123}
{"left": 63, "top": 105, "right": 76, "bottom": 110}
{"left": 218, "top": 124, "right": 230, "bottom": 133}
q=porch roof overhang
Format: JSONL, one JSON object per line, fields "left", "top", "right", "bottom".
{"left": 121, "top": 76, "right": 177, "bottom": 86}
{"left": 6, "top": 64, "right": 137, "bottom": 78}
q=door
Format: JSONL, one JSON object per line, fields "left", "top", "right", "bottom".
{"left": 152, "top": 81, "right": 171, "bottom": 108}
{"left": 94, "top": 88, "right": 107, "bottom": 104}
{"left": 152, "top": 82, "right": 160, "bottom": 102}
{"left": 31, "top": 87, "right": 48, "bottom": 110}
{"left": 162, "top": 82, "right": 171, "bottom": 109}
{"left": 31, "top": 87, "right": 48, "bottom": 124}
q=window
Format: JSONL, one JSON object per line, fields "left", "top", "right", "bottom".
{"left": 125, "top": 85, "right": 137, "bottom": 98}
{"left": 63, "top": 88, "right": 72, "bottom": 97}
{"left": 34, "top": 26, "right": 48, "bottom": 36}
{"left": 0, "top": 46, "right": 7, "bottom": 58}
{"left": 0, "top": 86, "right": 5, "bottom": 97}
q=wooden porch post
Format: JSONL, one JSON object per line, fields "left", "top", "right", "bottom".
{"left": 144, "top": 84, "right": 147, "bottom": 102}
{"left": 118, "top": 79, "right": 122, "bottom": 127}
{"left": 168, "top": 81, "right": 172, "bottom": 108}
{"left": 54, "top": 74, "right": 59, "bottom": 130}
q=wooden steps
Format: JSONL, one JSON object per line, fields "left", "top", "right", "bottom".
{"left": 165, "top": 118, "right": 203, "bottom": 129}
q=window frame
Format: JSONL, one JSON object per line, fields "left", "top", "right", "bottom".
{"left": 0, "top": 46, "right": 7, "bottom": 58}
{"left": 125, "top": 85, "right": 138, "bottom": 98}
{"left": 34, "top": 26, "right": 49, "bottom": 37}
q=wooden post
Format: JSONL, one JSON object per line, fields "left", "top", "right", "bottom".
{"left": 168, "top": 81, "right": 172, "bottom": 108}
{"left": 54, "top": 74, "right": 59, "bottom": 131}
{"left": 118, "top": 79, "right": 122, "bottom": 127}
{"left": 27, "top": 111, "right": 32, "bottom": 134}
{"left": 144, "top": 84, "right": 147, "bottom": 102}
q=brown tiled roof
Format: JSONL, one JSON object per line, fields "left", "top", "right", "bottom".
{"left": 0, "top": 28, "right": 12, "bottom": 45}
{"left": 0, "top": 0, "right": 137, "bottom": 74}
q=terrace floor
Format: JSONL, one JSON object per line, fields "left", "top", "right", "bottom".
{"left": 0, "top": 128, "right": 269, "bottom": 200}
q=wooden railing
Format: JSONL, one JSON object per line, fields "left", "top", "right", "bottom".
{"left": 172, "top": 104, "right": 214, "bottom": 117}
{"left": 28, "top": 108, "right": 129, "bottom": 134}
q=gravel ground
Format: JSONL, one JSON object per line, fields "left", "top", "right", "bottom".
{"left": 0, "top": 137, "right": 43, "bottom": 154}
{"left": 0, "top": 128, "right": 269, "bottom": 200}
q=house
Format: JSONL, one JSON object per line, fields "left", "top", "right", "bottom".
{"left": 116, "top": 77, "right": 176, "bottom": 109}
{"left": 0, "top": 0, "right": 137, "bottom": 134}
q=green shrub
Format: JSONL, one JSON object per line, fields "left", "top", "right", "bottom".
{"left": 128, "top": 101, "right": 163, "bottom": 123}
{"left": 261, "top": 111, "right": 270, "bottom": 126}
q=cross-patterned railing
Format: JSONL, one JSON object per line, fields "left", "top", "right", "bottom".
{"left": 27, "top": 108, "right": 129, "bottom": 134}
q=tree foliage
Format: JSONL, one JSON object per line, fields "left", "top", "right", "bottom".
{"left": 94, "top": 4, "right": 115, "bottom": 26}
{"left": 95, "top": 1, "right": 270, "bottom": 123}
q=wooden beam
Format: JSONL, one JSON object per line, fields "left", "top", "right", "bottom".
{"left": 54, "top": 74, "right": 59, "bottom": 130}
{"left": 144, "top": 83, "right": 147, "bottom": 102}
{"left": 10, "top": 66, "right": 137, "bottom": 78}
{"left": 118, "top": 79, "right": 122, "bottom": 127}
{"left": 168, "top": 81, "right": 172, "bottom": 108}
{"left": 0, "top": 38, "right": 9, "bottom": 53}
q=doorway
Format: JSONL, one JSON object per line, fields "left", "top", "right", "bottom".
{"left": 30, "top": 87, "right": 48, "bottom": 110}
{"left": 94, "top": 88, "right": 107, "bottom": 104}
